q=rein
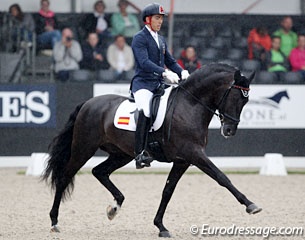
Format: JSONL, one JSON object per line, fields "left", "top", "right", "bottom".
{"left": 177, "top": 81, "right": 250, "bottom": 124}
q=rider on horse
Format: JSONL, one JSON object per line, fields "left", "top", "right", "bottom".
{"left": 131, "top": 3, "right": 190, "bottom": 169}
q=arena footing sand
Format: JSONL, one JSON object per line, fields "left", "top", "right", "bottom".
{"left": 0, "top": 168, "right": 304, "bottom": 239}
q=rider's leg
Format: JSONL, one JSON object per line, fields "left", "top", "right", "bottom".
{"left": 133, "top": 89, "right": 154, "bottom": 169}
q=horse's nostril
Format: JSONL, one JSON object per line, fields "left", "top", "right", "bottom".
{"left": 226, "top": 128, "right": 232, "bottom": 135}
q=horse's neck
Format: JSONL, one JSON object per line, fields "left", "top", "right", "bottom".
{"left": 181, "top": 79, "right": 223, "bottom": 108}
{"left": 171, "top": 85, "right": 215, "bottom": 128}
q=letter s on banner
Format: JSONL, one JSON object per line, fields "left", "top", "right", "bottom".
{"left": 26, "top": 91, "right": 51, "bottom": 124}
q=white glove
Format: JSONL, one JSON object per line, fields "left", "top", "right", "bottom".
{"left": 162, "top": 69, "right": 180, "bottom": 84}
{"left": 181, "top": 70, "right": 190, "bottom": 80}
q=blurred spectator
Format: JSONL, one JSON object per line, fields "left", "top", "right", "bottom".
{"left": 177, "top": 45, "right": 201, "bottom": 73}
{"left": 81, "top": 0, "right": 111, "bottom": 41}
{"left": 265, "top": 36, "right": 290, "bottom": 82}
{"left": 35, "top": 0, "right": 61, "bottom": 50}
{"left": 289, "top": 34, "right": 305, "bottom": 80}
{"left": 247, "top": 26, "right": 271, "bottom": 69}
{"left": 9, "top": 3, "right": 35, "bottom": 44}
{"left": 111, "top": 0, "right": 140, "bottom": 38}
{"left": 53, "top": 28, "right": 83, "bottom": 81}
{"left": 273, "top": 16, "right": 297, "bottom": 57}
{"left": 106, "top": 34, "right": 134, "bottom": 80}
{"left": 80, "top": 32, "right": 109, "bottom": 71}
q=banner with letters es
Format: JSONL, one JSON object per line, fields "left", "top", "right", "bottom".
{"left": 0, "top": 85, "right": 56, "bottom": 127}
{"left": 94, "top": 84, "right": 305, "bottom": 129}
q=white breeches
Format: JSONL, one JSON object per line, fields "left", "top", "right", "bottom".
{"left": 134, "top": 89, "right": 153, "bottom": 118}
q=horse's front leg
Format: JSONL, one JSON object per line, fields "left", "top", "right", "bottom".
{"left": 154, "top": 161, "right": 189, "bottom": 238}
{"left": 192, "top": 149, "right": 262, "bottom": 214}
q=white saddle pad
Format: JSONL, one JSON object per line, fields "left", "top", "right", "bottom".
{"left": 114, "top": 86, "right": 174, "bottom": 132}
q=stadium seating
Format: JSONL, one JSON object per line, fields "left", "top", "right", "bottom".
{"left": 2, "top": 12, "right": 305, "bottom": 84}
{"left": 283, "top": 71, "right": 303, "bottom": 84}
{"left": 97, "top": 69, "right": 116, "bottom": 82}
{"left": 226, "top": 48, "right": 246, "bottom": 61}
{"left": 69, "top": 69, "right": 92, "bottom": 82}
{"left": 241, "top": 59, "right": 261, "bottom": 72}
{"left": 200, "top": 47, "right": 219, "bottom": 61}
{"left": 255, "top": 71, "right": 277, "bottom": 84}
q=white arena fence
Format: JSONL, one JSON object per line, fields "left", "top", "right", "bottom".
{"left": 1, "top": 153, "right": 305, "bottom": 177}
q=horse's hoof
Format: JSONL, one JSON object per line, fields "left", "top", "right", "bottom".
{"left": 106, "top": 205, "right": 119, "bottom": 220}
{"left": 246, "top": 203, "right": 262, "bottom": 214}
{"left": 50, "top": 225, "right": 60, "bottom": 233}
{"left": 159, "top": 231, "right": 171, "bottom": 238}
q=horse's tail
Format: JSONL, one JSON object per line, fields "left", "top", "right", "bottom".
{"left": 42, "top": 102, "right": 85, "bottom": 200}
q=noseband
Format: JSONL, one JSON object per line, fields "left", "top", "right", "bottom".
{"left": 178, "top": 81, "right": 250, "bottom": 124}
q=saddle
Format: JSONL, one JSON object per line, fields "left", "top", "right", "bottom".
{"left": 130, "top": 84, "right": 167, "bottom": 126}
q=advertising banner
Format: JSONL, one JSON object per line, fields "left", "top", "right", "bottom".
{"left": 0, "top": 85, "right": 56, "bottom": 127}
{"left": 94, "top": 84, "right": 305, "bottom": 129}
{"left": 210, "top": 85, "right": 305, "bottom": 129}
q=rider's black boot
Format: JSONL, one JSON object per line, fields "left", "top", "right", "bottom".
{"left": 134, "top": 110, "right": 153, "bottom": 169}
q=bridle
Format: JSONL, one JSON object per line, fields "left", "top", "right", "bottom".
{"left": 178, "top": 81, "right": 250, "bottom": 124}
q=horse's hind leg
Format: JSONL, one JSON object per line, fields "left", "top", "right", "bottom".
{"left": 92, "top": 152, "right": 133, "bottom": 220}
{"left": 193, "top": 152, "right": 262, "bottom": 214}
{"left": 154, "top": 162, "right": 190, "bottom": 237}
{"left": 50, "top": 146, "right": 99, "bottom": 231}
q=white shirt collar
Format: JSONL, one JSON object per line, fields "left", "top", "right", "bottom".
{"left": 145, "top": 25, "right": 159, "bottom": 47}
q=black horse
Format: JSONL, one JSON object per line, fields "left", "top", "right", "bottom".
{"left": 43, "top": 63, "right": 261, "bottom": 237}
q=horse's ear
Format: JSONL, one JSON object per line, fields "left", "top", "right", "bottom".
{"left": 234, "top": 70, "right": 241, "bottom": 82}
{"left": 248, "top": 71, "right": 256, "bottom": 83}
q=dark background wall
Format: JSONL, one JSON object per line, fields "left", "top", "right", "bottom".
{"left": 0, "top": 82, "right": 304, "bottom": 157}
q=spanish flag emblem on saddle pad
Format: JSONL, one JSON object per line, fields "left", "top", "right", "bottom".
{"left": 117, "top": 116, "right": 130, "bottom": 125}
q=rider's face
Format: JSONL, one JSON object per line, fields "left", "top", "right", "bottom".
{"left": 149, "top": 15, "right": 163, "bottom": 32}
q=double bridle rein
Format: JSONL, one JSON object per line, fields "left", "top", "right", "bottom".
{"left": 178, "top": 81, "right": 250, "bottom": 124}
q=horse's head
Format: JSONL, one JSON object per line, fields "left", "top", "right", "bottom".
{"left": 218, "top": 70, "right": 255, "bottom": 138}
{"left": 178, "top": 63, "right": 254, "bottom": 138}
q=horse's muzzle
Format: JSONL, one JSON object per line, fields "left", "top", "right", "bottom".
{"left": 221, "top": 124, "right": 237, "bottom": 138}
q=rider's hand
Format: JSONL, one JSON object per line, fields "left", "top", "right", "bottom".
{"left": 181, "top": 70, "right": 190, "bottom": 80}
{"left": 162, "top": 69, "right": 180, "bottom": 84}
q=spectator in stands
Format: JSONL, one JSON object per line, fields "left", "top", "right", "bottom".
{"left": 247, "top": 26, "right": 271, "bottom": 69}
{"left": 273, "top": 16, "right": 297, "bottom": 57}
{"left": 80, "top": 32, "right": 109, "bottom": 71}
{"left": 289, "top": 34, "right": 305, "bottom": 81}
{"left": 35, "top": 0, "right": 61, "bottom": 50}
{"left": 53, "top": 28, "right": 83, "bottom": 81}
{"left": 9, "top": 3, "right": 35, "bottom": 44}
{"left": 177, "top": 45, "right": 201, "bottom": 73}
{"left": 111, "top": 0, "right": 140, "bottom": 38}
{"left": 265, "top": 36, "right": 290, "bottom": 82}
{"left": 107, "top": 34, "right": 134, "bottom": 80}
{"left": 81, "top": 0, "right": 111, "bottom": 42}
